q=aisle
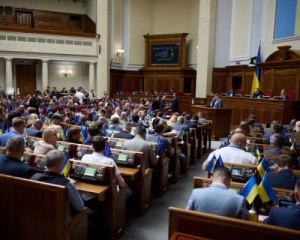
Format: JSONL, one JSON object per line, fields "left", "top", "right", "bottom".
{"left": 120, "top": 141, "right": 220, "bottom": 240}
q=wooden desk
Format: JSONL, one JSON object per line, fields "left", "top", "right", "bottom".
{"left": 73, "top": 181, "right": 109, "bottom": 196}
{"left": 206, "top": 95, "right": 300, "bottom": 125}
{"left": 119, "top": 167, "right": 140, "bottom": 180}
{"left": 170, "top": 231, "right": 214, "bottom": 240}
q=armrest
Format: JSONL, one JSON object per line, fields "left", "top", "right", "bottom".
{"left": 65, "top": 207, "right": 89, "bottom": 240}
{"left": 164, "top": 157, "right": 170, "bottom": 163}
{"left": 145, "top": 168, "right": 153, "bottom": 175}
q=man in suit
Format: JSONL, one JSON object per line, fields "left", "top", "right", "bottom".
{"left": 65, "top": 111, "right": 75, "bottom": 125}
{"left": 248, "top": 118, "right": 260, "bottom": 133}
{"left": 76, "top": 115, "right": 88, "bottom": 126}
{"left": 0, "top": 117, "right": 25, "bottom": 147}
{"left": 108, "top": 117, "right": 123, "bottom": 131}
{"left": 131, "top": 114, "right": 149, "bottom": 128}
{"left": 186, "top": 167, "right": 249, "bottom": 220}
{"left": 52, "top": 96, "right": 60, "bottom": 105}
{"left": 82, "top": 126, "right": 99, "bottom": 145}
{"left": 263, "top": 134, "right": 283, "bottom": 155}
{"left": 63, "top": 127, "right": 82, "bottom": 144}
{"left": 0, "top": 137, "right": 36, "bottom": 179}
{"left": 27, "top": 119, "right": 43, "bottom": 138}
{"left": 171, "top": 93, "right": 179, "bottom": 112}
{"left": 251, "top": 88, "right": 265, "bottom": 98}
{"left": 172, "top": 116, "right": 189, "bottom": 138}
{"left": 213, "top": 93, "right": 223, "bottom": 108}
{"left": 160, "top": 95, "right": 166, "bottom": 111}
{"left": 263, "top": 123, "right": 291, "bottom": 146}
{"left": 226, "top": 87, "right": 237, "bottom": 96}
{"left": 264, "top": 179, "right": 300, "bottom": 231}
{"left": 264, "top": 121, "right": 277, "bottom": 135}
{"left": 284, "top": 119, "right": 297, "bottom": 131}
{"left": 16, "top": 105, "right": 25, "bottom": 117}
{"left": 197, "top": 112, "right": 209, "bottom": 124}
{"left": 114, "top": 122, "right": 133, "bottom": 139}
{"left": 152, "top": 95, "right": 160, "bottom": 111}
{"left": 122, "top": 126, "right": 158, "bottom": 169}
{"left": 266, "top": 154, "right": 300, "bottom": 190}
{"left": 184, "top": 114, "right": 201, "bottom": 136}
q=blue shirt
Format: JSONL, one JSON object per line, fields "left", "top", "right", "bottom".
{"left": 0, "top": 130, "right": 23, "bottom": 147}
{"left": 228, "top": 145, "right": 242, "bottom": 150}
{"left": 46, "top": 106, "right": 52, "bottom": 116}
{"left": 54, "top": 100, "right": 60, "bottom": 105}
{"left": 82, "top": 137, "right": 93, "bottom": 145}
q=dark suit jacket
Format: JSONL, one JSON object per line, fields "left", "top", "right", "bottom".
{"left": 226, "top": 91, "right": 237, "bottom": 96}
{"left": 131, "top": 121, "right": 149, "bottom": 128}
{"left": 251, "top": 91, "right": 265, "bottom": 98}
{"left": 171, "top": 97, "right": 179, "bottom": 112}
{"left": 184, "top": 120, "right": 201, "bottom": 136}
{"left": 0, "top": 119, "right": 12, "bottom": 129}
{"left": 0, "top": 154, "right": 36, "bottom": 179}
{"left": 152, "top": 100, "right": 160, "bottom": 111}
{"left": 160, "top": 99, "right": 166, "bottom": 111}
{"left": 16, "top": 109, "right": 24, "bottom": 117}
{"left": 262, "top": 133, "right": 291, "bottom": 146}
{"left": 266, "top": 169, "right": 300, "bottom": 190}
{"left": 27, "top": 126, "right": 42, "bottom": 138}
{"left": 82, "top": 137, "right": 93, "bottom": 145}
{"left": 264, "top": 204, "right": 300, "bottom": 231}
{"left": 113, "top": 130, "right": 132, "bottom": 139}
{"left": 65, "top": 120, "right": 75, "bottom": 125}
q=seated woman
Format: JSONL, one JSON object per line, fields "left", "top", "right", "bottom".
{"left": 293, "top": 121, "right": 300, "bottom": 136}
{"left": 280, "top": 89, "right": 288, "bottom": 99}
{"left": 251, "top": 88, "right": 265, "bottom": 98}
{"left": 34, "top": 129, "right": 57, "bottom": 155}
{"left": 27, "top": 113, "right": 38, "bottom": 128}
{"left": 240, "top": 122, "right": 250, "bottom": 136}
{"left": 167, "top": 115, "right": 177, "bottom": 126}
{"left": 48, "top": 114, "right": 63, "bottom": 131}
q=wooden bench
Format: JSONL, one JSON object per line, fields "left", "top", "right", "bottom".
{"left": 0, "top": 173, "right": 89, "bottom": 240}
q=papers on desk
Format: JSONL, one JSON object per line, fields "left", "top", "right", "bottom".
{"left": 68, "top": 178, "right": 77, "bottom": 184}
{"left": 259, "top": 215, "right": 268, "bottom": 222}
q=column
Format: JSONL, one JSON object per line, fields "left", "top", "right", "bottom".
{"left": 96, "top": 0, "right": 110, "bottom": 96}
{"left": 5, "top": 57, "right": 13, "bottom": 89}
{"left": 41, "top": 59, "right": 49, "bottom": 91}
{"left": 196, "top": 0, "right": 216, "bottom": 98}
{"left": 89, "top": 62, "right": 95, "bottom": 91}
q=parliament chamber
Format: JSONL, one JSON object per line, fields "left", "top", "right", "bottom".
{"left": 1, "top": 0, "right": 300, "bottom": 240}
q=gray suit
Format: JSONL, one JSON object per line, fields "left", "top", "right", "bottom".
{"left": 198, "top": 117, "right": 208, "bottom": 124}
{"left": 263, "top": 147, "right": 282, "bottom": 155}
{"left": 186, "top": 183, "right": 250, "bottom": 221}
{"left": 122, "top": 136, "right": 158, "bottom": 169}
{"left": 284, "top": 123, "right": 295, "bottom": 131}
{"left": 264, "top": 127, "right": 272, "bottom": 135}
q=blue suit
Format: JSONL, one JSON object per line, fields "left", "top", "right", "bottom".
{"left": 131, "top": 121, "right": 149, "bottom": 128}
{"left": 186, "top": 183, "right": 249, "bottom": 220}
{"left": 214, "top": 99, "right": 223, "bottom": 108}
{"left": 263, "top": 133, "right": 291, "bottom": 146}
{"left": 7, "top": 104, "right": 14, "bottom": 112}
{"left": 82, "top": 137, "right": 93, "bottom": 145}
{"left": 45, "top": 107, "right": 52, "bottom": 116}
{"left": 0, "top": 154, "right": 36, "bottom": 179}
{"left": 226, "top": 91, "right": 237, "bottom": 96}
{"left": 54, "top": 100, "right": 60, "bottom": 105}
{"left": 108, "top": 125, "right": 123, "bottom": 131}
{"left": 0, "top": 130, "right": 22, "bottom": 147}
{"left": 171, "top": 97, "right": 179, "bottom": 112}
{"left": 27, "top": 126, "right": 42, "bottom": 138}
{"left": 264, "top": 204, "right": 300, "bottom": 231}
{"left": 266, "top": 169, "right": 300, "bottom": 190}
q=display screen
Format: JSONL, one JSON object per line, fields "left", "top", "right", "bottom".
{"left": 86, "top": 149, "right": 94, "bottom": 154}
{"left": 21, "top": 156, "right": 25, "bottom": 162}
{"left": 131, "top": 129, "right": 135, "bottom": 133}
{"left": 84, "top": 167, "right": 96, "bottom": 176}
{"left": 151, "top": 43, "right": 180, "bottom": 65}
{"left": 33, "top": 141, "right": 38, "bottom": 146}
{"left": 228, "top": 188, "right": 238, "bottom": 194}
{"left": 57, "top": 145, "right": 65, "bottom": 151}
{"left": 116, "top": 141, "right": 123, "bottom": 147}
{"left": 232, "top": 169, "right": 242, "bottom": 176}
{"left": 118, "top": 154, "right": 127, "bottom": 161}
{"left": 57, "top": 132, "right": 61, "bottom": 138}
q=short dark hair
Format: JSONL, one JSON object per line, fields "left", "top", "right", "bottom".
{"left": 132, "top": 114, "right": 139, "bottom": 122}
{"left": 87, "top": 125, "right": 99, "bottom": 136}
{"left": 192, "top": 114, "right": 199, "bottom": 121}
{"left": 68, "top": 126, "right": 80, "bottom": 139}
{"left": 8, "top": 112, "right": 18, "bottom": 121}
{"left": 95, "top": 121, "right": 103, "bottom": 130}
{"left": 111, "top": 117, "right": 119, "bottom": 124}
{"left": 213, "top": 167, "right": 231, "bottom": 182}
{"left": 67, "top": 111, "right": 74, "bottom": 118}
{"left": 273, "top": 123, "right": 283, "bottom": 133}
{"left": 276, "top": 154, "right": 294, "bottom": 168}
{"left": 92, "top": 136, "right": 106, "bottom": 152}
{"left": 135, "top": 125, "right": 146, "bottom": 135}
{"left": 154, "top": 124, "right": 164, "bottom": 133}
{"left": 29, "top": 108, "right": 37, "bottom": 114}
{"left": 157, "top": 112, "right": 163, "bottom": 117}
{"left": 52, "top": 87, "right": 56, "bottom": 90}
{"left": 248, "top": 119, "right": 255, "bottom": 125}
{"left": 185, "top": 114, "right": 191, "bottom": 120}
{"left": 99, "top": 109, "right": 106, "bottom": 114}
{"left": 152, "top": 118, "right": 160, "bottom": 128}
{"left": 58, "top": 106, "right": 64, "bottom": 112}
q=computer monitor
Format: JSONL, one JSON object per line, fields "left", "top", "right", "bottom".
{"left": 274, "top": 96, "right": 283, "bottom": 100}
{"left": 262, "top": 96, "right": 270, "bottom": 99}
{"left": 57, "top": 132, "right": 62, "bottom": 138}
{"left": 86, "top": 149, "right": 94, "bottom": 155}
{"left": 116, "top": 141, "right": 123, "bottom": 147}
{"left": 231, "top": 168, "right": 243, "bottom": 176}
{"left": 244, "top": 95, "right": 251, "bottom": 98}
{"left": 117, "top": 153, "right": 127, "bottom": 162}
{"left": 57, "top": 145, "right": 65, "bottom": 151}
{"left": 84, "top": 167, "right": 96, "bottom": 177}
{"left": 221, "top": 93, "right": 227, "bottom": 96}
{"left": 33, "top": 141, "right": 38, "bottom": 146}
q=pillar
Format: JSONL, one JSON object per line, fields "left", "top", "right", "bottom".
{"left": 5, "top": 57, "right": 13, "bottom": 89}
{"left": 196, "top": 0, "right": 216, "bottom": 98}
{"left": 41, "top": 59, "right": 49, "bottom": 91}
{"left": 96, "top": 0, "right": 110, "bottom": 96}
{"left": 89, "top": 62, "right": 95, "bottom": 91}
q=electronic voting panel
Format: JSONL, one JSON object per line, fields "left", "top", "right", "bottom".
{"left": 225, "top": 166, "right": 253, "bottom": 181}
{"left": 57, "top": 143, "right": 69, "bottom": 153}
{"left": 28, "top": 139, "right": 39, "bottom": 150}
{"left": 108, "top": 139, "right": 124, "bottom": 149}
{"left": 110, "top": 151, "right": 135, "bottom": 165}
{"left": 21, "top": 155, "right": 31, "bottom": 164}
{"left": 35, "top": 156, "right": 46, "bottom": 171}
{"left": 74, "top": 163, "right": 105, "bottom": 181}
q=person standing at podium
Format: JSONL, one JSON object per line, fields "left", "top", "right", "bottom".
{"left": 226, "top": 87, "right": 237, "bottom": 96}
{"left": 251, "top": 88, "right": 265, "bottom": 98}
{"left": 171, "top": 93, "right": 179, "bottom": 112}
{"left": 213, "top": 94, "right": 223, "bottom": 108}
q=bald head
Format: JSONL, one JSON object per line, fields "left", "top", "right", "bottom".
{"left": 230, "top": 133, "right": 246, "bottom": 148}
{"left": 234, "top": 128, "right": 243, "bottom": 133}
{"left": 115, "top": 108, "right": 121, "bottom": 114}
{"left": 121, "top": 112, "right": 127, "bottom": 119}
{"left": 291, "top": 119, "right": 297, "bottom": 124}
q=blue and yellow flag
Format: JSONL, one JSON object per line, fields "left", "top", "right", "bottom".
{"left": 257, "top": 157, "right": 271, "bottom": 179}
{"left": 258, "top": 174, "right": 277, "bottom": 203}
{"left": 1, "top": 126, "right": 6, "bottom": 134}
{"left": 240, "top": 172, "right": 259, "bottom": 204}
{"left": 158, "top": 136, "right": 164, "bottom": 152}
{"left": 283, "top": 127, "right": 288, "bottom": 136}
{"left": 103, "top": 142, "right": 111, "bottom": 157}
{"left": 251, "top": 45, "right": 261, "bottom": 94}
{"left": 288, "top": 135, "right": 292, "bottom": 143}
{"left": 25, "top": 130, "right": 28, "bottom": 142}
{"left": 146, "top": 129, "right": 150, "bottom": 141}
{"left": 83, "top": 124, "right": 88, "bottom": 140}
{"left": 206, "top": 155, "right": 217, "bottom": 174}
{"left": 214, "top": 156, "right": 224, "bottom": 169}
{"left": 210, "top": 100, "right": 214, "bottom": 107}
{"left": 192, "top": 98, "right": 195, "bottom": 104}
{"left": 254, "top": 146, "right": 261, "bottom": 162}
{"left": 226, "top": 136, "right": 230, "bottom": 145}
{"left": 62, "top": 127, "right": 67, "bottom": 139}
{"left": 163, "top": 113, "right": 166, "bottom": 119}
{"left": 178, "top": 127, "right": 185, "bottom": 139}
{"left": 291, "top": 140, "right": 298, "bottom": 155}
{"left": 219, "top": 142, "right": 224, "bottom": 149}
{"left": 60, "top": 153, "right": 71, "bottom": 177}
{"left": 102, "top": 124, "right": 107, "bottom": 136}
{"left": 211, "top": 91, "right": 214, "bottom": 95}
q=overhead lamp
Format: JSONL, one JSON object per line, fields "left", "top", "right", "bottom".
{"left": 197, "top": 46, "right": 198, "bottom": 50}
{"left": 61, "top": 70, "right": 72, "bottom": 77}
{"left": 117, "top": 49, "right": 124, "bottom": 56}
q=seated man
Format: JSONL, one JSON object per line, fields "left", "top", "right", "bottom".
{"left": 284, "top": 119, "right": 297, "bottom": 131}
{"left": 94, "top": 109, "right": 106, "bottom": 122}
{"left": 122, "top": 125, "right": 158, "bottom": 169}
{"left": 119, "top": 112, "right": 128, "bottom": 122}
{"left": 64, "top": 126, "right": 82, "bottom": 144}
{"left": 16, "top": 105, "right": 25, "bottom": 117}
{"left": 76, "top": 115, "right": 88, "bottom": 126}
{"left": 264, "top": 121, "right": 277, "bottom": 135}
{"left": 186, "top": 167, "right": 249, "bottom": 221}
{"left": 113, "top": 122, "right": 133, "bottom": 139}
{"left": 82, "top": 136, "right": 132, "bottom": 198}
{"left": 202, "top": 133, "right": 259, "bottom": 170}
{"left": 0, "top": 137, "right": 36, "bottom": 178}
{"left": 52, "top": 96, "right": 60, "bottom": 105}
{"left": 82, "top": 126, "right": 99, "bottom": 145}
{"left": 159, "top": 119, "right": 178, "bottom": 138}
{"left": 95, "top": 121, "right": 105, "bottom": 136}
{"left": 0, "top": 117, "right": 25, "bottom": 147}
{"left": 264, "top": 179, "right": 300, "bottom": 231}
{"left": 263, "top": 123, "right": 291, "bottom": 146}
{"left": 147, "top": 124, "right": 186, "bottom": 175}
{"left": 263, "top": 134, "right": 283, "bottom": 155}
{"left": 251, "top": 88, "right": 265, "bottom": 98}
{"left": 172, "top": 116, "right": 189, "bottom": 137}
{"left": 108, "top": 117, "right": 123, "bottom": 131}
{"left": 131, "top": 114, "right": 149, "bottom": 128}
{"left": 197, "top": 112, "right": 209, "bottom": 124}
{"left": 65, "top": 111, "right": 75, "bottom": 125}
{"left": 266, "top": 155, "right": 300, "bottom": 190}
{"left": 226, "top": 87, "right": 237, "bottom": 96}
{"left": 46, "top": 102, "right": 54, "bottom": 116}
{"left": 111, "top": 108, "right": 121, "bottom": 119}
{"left": 27, "top": 119, "right": 43, "bottom": 138}
{"left": 248, "top": 119, "right": 259, "bottom": 133}
{"left": 48, "top": 114, "right": 63, "bottom": 131}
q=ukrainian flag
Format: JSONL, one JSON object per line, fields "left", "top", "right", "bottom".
{"left": 219, "top": 142, "right": 224, "bottom": 149}
{"left": 210, "top": 100, "right": 214, "bottom": 107}
{"left": 60, "top": 153, "right": 71, "bottom": 177}
{"left": 102, "top": 126, "right": 107, "bottom": 136}
{"left": 288, "top": 135, "right": 292, "bottom": 143}
{"left": 240, "top": 172, "right": 259, "bottom": 204}
{"left": 291, "top": 140, "right": 298, "bottom": 155}
{"left": 206, "top": 155, "right": 217, "bottom": 174}
{"left": 62, "top": 127, "right": 67, "bottom": 139}
{"left": 1, "top": 126, "right": 6, "bottom": 134}
{"left": 257, "top": 157, "right": 271, "bottom": 179}
{"left": 211, "top": 91, "right": 214, "bottom": 95}
{"left": 258, "top": 174, "right": 277, "bottom": 203}
{"left": 215, "top": 156, "right": 224, "bottom": 169}
{"left": 43, "top": 117, "right": 48, "bottom": 124}
{"left": 251, "top": 45, "right": 261, "bottom": 94}
{"left": 178, "top": 127, "right": 185, "bottom": 139}
{"left": 146, "top": 129, "right": 150, "bottom": 140}
{"left": 158, "top": 137, "right": 164, "bottom": 152}
{"left": 25, "top": 130, "right": 28, "bottom": 142}
{"left": 254, "top": 146, "right": 261, "bottom": 162}
{"left": 0, "top": 129, "right": 3, "bottom": 136}
{"left": 192, "top": 98, "right": 195, "bottom": 104}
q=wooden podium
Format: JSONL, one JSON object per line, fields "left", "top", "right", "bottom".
{"left": 191, "top": 105, "right": 233, "bottom": 140}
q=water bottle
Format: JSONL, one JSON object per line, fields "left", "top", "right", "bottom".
{"left": 77, "top": 147, "right": 83, "bottom": 160}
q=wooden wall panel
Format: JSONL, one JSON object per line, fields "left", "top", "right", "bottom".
{"left": 274, "top": 76, "right": 296, "bottom": 96}
{"left": 220, "top": 78, "right": 228, "bottom": 93}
